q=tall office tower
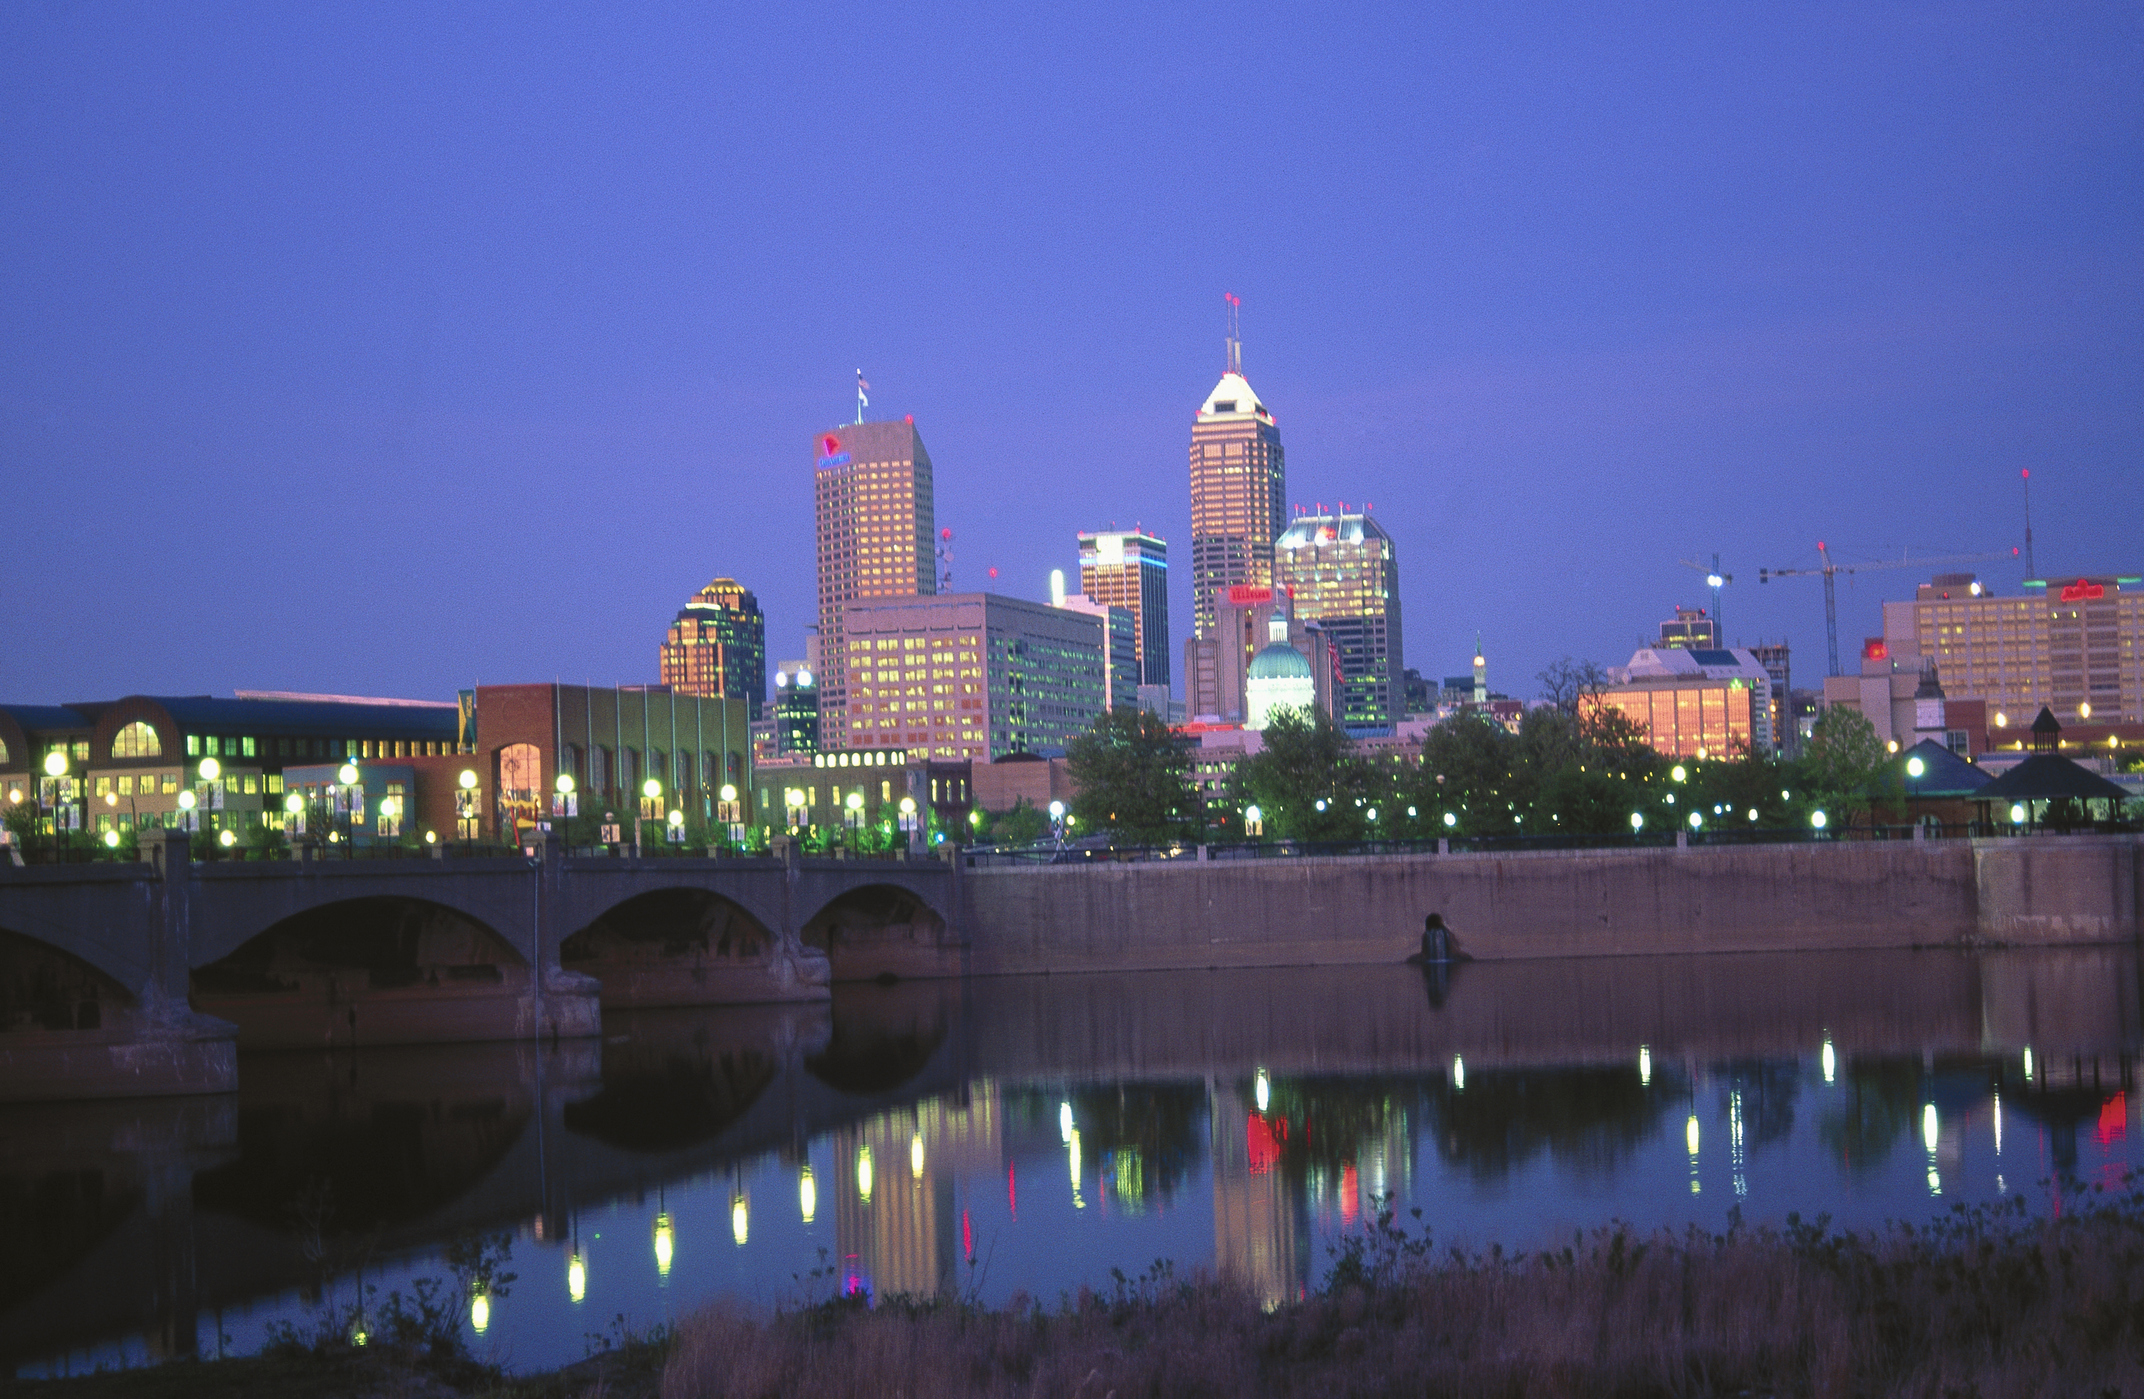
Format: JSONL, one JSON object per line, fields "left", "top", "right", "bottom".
{"left": 1058, "top": 595, "right": 1140, "bottom": 711}
{"left": 1188, "top": 312, "right": 1285, "bottom": 640}
{"left": 814, "top": 419, "right": 938, "bottom": 746}
{"left": 657, "top": 577, "right": 768, "bottom": 719}
{"left": 1274, "top": 511, "right": 1404, "bottom": 727}
{"left": 1077, "top": 530, "right": 1170, "bottom": 687}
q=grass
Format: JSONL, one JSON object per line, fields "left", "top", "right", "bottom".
{"left": 14, "top": 1183, "right": 2144, "bottom": 1398}
{"left": 659, "top": 1184, "right": 2144, "bottom": 1398}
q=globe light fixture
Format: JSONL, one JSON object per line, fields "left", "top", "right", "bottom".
{"left": 719, "top": 784, "right": 737, "bottom": 803}
{"left": 643, "top": 778, "right": 661, "bottom": 800}
{"left": 1906, "top": 756, "right": 1926, "bottom": 778}
{"left": 899, "top": 797, "right": 917, "bottom": 815}
{"left": 285, "top": 792, "right": 303, "bottom": 815}
{"left": 1442, "top": 811, "right": 1457, "bottom": 828}
{"left": 338, "top": 763, "right": 359, "bottom": 786}
{"left": 217, "top": 828, "right": 236, "bottom": 847}
{"left": 1688, "top": 811, "right": 1702, "bottom": 829}
{"left": 2079, "top": 701, "right": 2093, "bottom": 720}
{"left": 424, "top": 829, "right": 437, "bottom": 844}
{"left": 1670, "top": 764, "right": 1687, "bottom": 783}
{"left": 845, "top": 792, "right": 863, "bottom": 811}
{"left": 459, "top": 769, "right": 479, "bottom": 791}
{"left": 1048, "top": 800, "right": 1065, "bottom": 820}
{"left": 1630, "top": 812, "right": 1644, "bottom": 831}
{"left": 1811, "top": 810, "right": 1828, "bottom": 830}
{"left": 177, "top": 790, "right": 197, "bottom": 811}
{"left": 102, "top": 829, "right": 120, "bottom": 849}
{"left": 2009, "top": 803, "right": 2027, "bottom": 825}
{"left": 668, "top": 809, "right": 684, "bottom": 828}
{"left": 199, "top": 757, "right": 221, "bottom": 783}
{"left": 43, "top": 751, "right": 67, "bottom": 778}
{"left": 556, "top": 773, "right": 575, "bottom": 794}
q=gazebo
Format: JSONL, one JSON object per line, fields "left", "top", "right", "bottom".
{"left": 1975, "top": 748, "right": 2130, "bottom": 831}
{"left": 1896, "top": 739, "right": 1991, "bottom": 832}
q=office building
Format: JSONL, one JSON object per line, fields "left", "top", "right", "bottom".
{"left": 1188, "top": 325, "right": 1285, "bottom": 640}
{"left": 1658, "top": 607, "right": 1719, "bottom": 649}
{"left": 1880, "top": 572, "right": 2144, "bottom": 734}
{"left": 842, "top": 593, "right": 1107, "bottom": 760}
{"left": 1058, "top": 595, "right": 1140, "bottom": 712}
{"left": 1585, "top": 647, "right": 1776, "bottom": 758}
{"left": 1274, "top": 511, "right": 1404, "bottom": 726}
{"left": 1746, "top": 641, "right": 1793, "bottom": 755}
{"left": 1077, "top": 529, "right": 1170, "bottom": 688}
{"left": 1245, "top": 610, "right": 1317, "bottom": 730}
{"left": 657, "top": 578, "right": 767, "bottom": 719}
{"left": 1183, "top": 586, "right": 1335, "bottom": 725}
{"left": 772, "top": 661, "right": 821, "bottom": 755}
{"left": 815, "top": 419, "right": 938, "bottom": 744}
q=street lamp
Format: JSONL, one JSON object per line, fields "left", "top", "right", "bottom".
{"left": 1906, "top": 755, "right": 1926, "bottom": 779}
{"left": 844, "top": 790, "right": 864, "bottom": 847}
{"left": 1810, "top": 809, "right": 1828, "bottom": 832}
{"left": 1244, "top": 804, "right": 1263, "bottom": 838}
{"left": 42, "top": 749, "right": 69, "bottom": 862}
{"left": 337, "top": 762, "right": 361, "bottom": 851}
{"left": 457, "top": 769, "right": 480, "bottom": 843}
{"left": 898, "top": 796, "right": 919, "bottom": 850}
{"left": 717, "top": 783, "right": 742, "bottom": 848}
{"left": 1629, "top": 812, "right": 1645, "bottom": 833}
{"left": 667, "top": 808, "right": 685, "bottom": 845}
{"left": 639, "top": 777, "right": 661, "bottom": 857}
{"left": 284, "top": 790, "right": 305, "bottom": 851}
{"left": 1048, "top": 799, "right": 1066, "bottom": 848}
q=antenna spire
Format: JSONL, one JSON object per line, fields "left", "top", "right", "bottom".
{"left": 1224, "top": 293, "right": 1242, "bottom": 375}
{"left": 2021, "top": 468, "right": 2035, "bottom": 578}
{"left": 855, "top": 369, "right": 869, "bottom": 426}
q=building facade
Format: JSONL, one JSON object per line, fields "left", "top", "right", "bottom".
{"left": 1058, "top": 596, "right": 1139, "bottom": 712}
{"left": 1881, "top": 572, "right": 2143, "bottom": 731}
{"left": 841, "top": 593, "right": 1107, "bottom": 760}
{"left": 657, "top": 577, "right": 767, "bottom": 719}
{"left": 1585, "top": 647, "right": 1776, "bottom": 759}
{"left": 1183, "top": 585, "right": 1336, "bottom": 725}
{"left": 1245, "top": 610, "right": 1318, "bottom": 730}
{"left": 814, "top": 419, "right": 938, "bottom": 744}
{"left": 1274, "top": 511, "right": 1404, "bottom": 727}
{"left": 1077, "top": 529, "right": 1170, "bottom": 688}
{"left": 1188, "top": 339, "right": 1286, "bottom": 641}
{"left": 772, "top": 662, "right": 821, "bottom": 755}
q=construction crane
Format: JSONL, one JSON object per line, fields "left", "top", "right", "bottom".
{"left": 1758, "top": 544, "right": 2016, "bottom": 678}
{"left": 1678, "top": 553, "right": 1732, "bottom": 638}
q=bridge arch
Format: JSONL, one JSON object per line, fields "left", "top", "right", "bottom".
{"left": 799, "top": 880, "right": 952, "bottom": 983}
{"left": 564, "top": 886, "right": 777, "bottom": 969}
{"left": 0, "top": 925, "right": 134, "bottom": 1032}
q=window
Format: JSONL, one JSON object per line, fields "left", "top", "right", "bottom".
{"left": 112, "top": 721, "right": 163, "bottom": 759}
{"left": 242, "top": 736, "right": 257, "bottom": 758}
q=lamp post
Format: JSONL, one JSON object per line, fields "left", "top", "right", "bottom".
{"left": 457, "top": 768, "right": 480, "bottom": 844}
{"left": 42, "top": 749, "right": 68, "bottom": 863}
{"left": 898, "top": 796, "right": 919, "bottom": 852}
{"left": 338, "top": 762, "right": 360, "bottom": 852}
{"left": 195, "top": 757, "right": 223, "bottom": 854}
{"left": 1048, "top": 799, "right": 1066, "bottom": 851}
{"left": 554, "top": 772, "right": 577, "bottom": 850}
{"left": 844, "top": 791, "right": 864, "bottom": 850}
{"left": 284, "top": 791, "right": 304, "bottom": 855}
{"left": 637, "top": 777, "right": 662, "bottom": 857}
{"left": 1244, "top": 804, "right": 1264, "bottom": 838}
{"left": 717, "top": 783, "right": 742, "bottom": 849}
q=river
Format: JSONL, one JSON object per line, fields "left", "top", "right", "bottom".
{"left": 6, "top": 946, "right": 2139, "bottom": 1377}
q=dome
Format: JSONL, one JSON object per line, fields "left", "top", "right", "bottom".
{"left": 1249, "top": 640, "right": 1312, "bottom": 681}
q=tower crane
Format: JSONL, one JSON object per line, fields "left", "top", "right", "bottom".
{"left": 1678, "top": 553, "right": 1731, "bottom": 638}
{"left": 1758, "top": 544, "right": 2016, "bottom": 678}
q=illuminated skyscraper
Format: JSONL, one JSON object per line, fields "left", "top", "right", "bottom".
{"left": 1077, "top": 530, "right": 1169, "bottom": 687}
{"left": 657, "top": 578, "right": 767, "bottom": 719}
{"left": 814, "top": 419, "right": 938, "bottom": 744}
{"left": 1188, "top": 311, "right": 1285, "bottom": 641}
{"left": 1275, "top": 511, "right": 1404, "bottom": 727}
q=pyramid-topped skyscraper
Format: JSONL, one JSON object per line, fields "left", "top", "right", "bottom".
{"left": 1188, "top": 301, "right": 1286, "bottom": 640}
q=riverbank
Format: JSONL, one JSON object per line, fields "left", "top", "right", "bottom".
{"left": 16, "top": 1185, "right": 2144, "bottom": 1398}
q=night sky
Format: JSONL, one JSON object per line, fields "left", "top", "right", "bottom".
{"left": 5, "top": 3, "right": 2139, "bottom": 706}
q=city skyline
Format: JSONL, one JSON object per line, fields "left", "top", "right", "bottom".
{"left": 3, "top": 5, "right": 2138, "bottom": 705}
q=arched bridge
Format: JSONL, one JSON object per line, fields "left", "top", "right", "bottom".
{"left": 0, "top": 831, "right": 958, "bottom": 1101}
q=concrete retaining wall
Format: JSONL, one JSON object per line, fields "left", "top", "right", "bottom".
{"left": 963, "top": 835, "right": 2144, "bottom": 974}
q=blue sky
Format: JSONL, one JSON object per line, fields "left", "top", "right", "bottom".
{"left": 4, "top": 2, "right": 2138, "bottom": 704}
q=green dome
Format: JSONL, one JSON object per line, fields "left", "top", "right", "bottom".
{"left": 1248, "top": 640, "right": 1312, "bottom": 681}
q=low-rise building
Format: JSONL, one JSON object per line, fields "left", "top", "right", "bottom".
{"left": 1587, "top": 647, "right": 1776, "bottom": 758}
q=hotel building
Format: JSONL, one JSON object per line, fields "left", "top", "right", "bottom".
{"left": 1188, "top": 335, "right": 1286, "bottom": 641}
{"left": 1881, "top": 573, "right": 2143, "bottom": 733}
{"left": 657, "top": 577, "right": 767, "bottom": 719}
{"left": 1077, "top": 530, "right": 1170, "bottom": 688}
{"left": 814, "top": 419, "right": 938, "bottom": 744}
{"left": 1274, "top": 511, "right": 1404, "bottom": 728}
{"left": 841, "top": 593, "right": 1106, "bottom": 760}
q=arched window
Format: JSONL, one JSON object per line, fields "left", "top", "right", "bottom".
{"left": 496, "top": 743, "right": 544, "bottom": 835}
{"left": 0, "top": 737, "right": 9, "bottom": 765}
{"left": 111, "top": 721, "right": 162, "bottom": 759}
{"left": 589, "top": 745, "right": 609, "bottom": 795}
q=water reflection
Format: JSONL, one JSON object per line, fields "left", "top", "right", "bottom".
{"left": 6, "top": 945, "right": 2142, "bottom": 1377}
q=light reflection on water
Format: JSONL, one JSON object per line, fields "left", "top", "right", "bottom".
{"left": 7, "top": 946, "right": 2142, "bottom": 1376}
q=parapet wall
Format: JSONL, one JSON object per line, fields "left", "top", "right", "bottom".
{"left": 961, "top": 835, "right": 2142, "bottom": 973}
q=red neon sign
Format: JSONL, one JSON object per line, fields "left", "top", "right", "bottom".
{"left": 819, "top": 433, "right": 841, "bottom": 457}
{"left": 2060, "top": 579, "right": 2106, "bottom": 602}
{"left": 1227, "top": 585, "right": 1274, "bottom": 605}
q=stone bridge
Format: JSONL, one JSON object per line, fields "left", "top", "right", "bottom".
{"left": 0, "top": 830, "right": 958, "bottom": 1101}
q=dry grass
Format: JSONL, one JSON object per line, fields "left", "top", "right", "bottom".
{"left": 660, "top": 1188, "right": 2144, "bottom": 1399}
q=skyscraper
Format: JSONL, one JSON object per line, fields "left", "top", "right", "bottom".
{"left": 1077, "top": 530, "right": 1170, "bottom": 688}
{"left": 1188, "top": 310, "right": 1285, "bottom": 641}
{"left": 1274, "top": 511, "right": 1404, "bottom": 727}
{"left": 814, "top": 419, "right": 937, "bottom": 745}
{"left": 657, "top": 577, "right": 767, "bottom": 719}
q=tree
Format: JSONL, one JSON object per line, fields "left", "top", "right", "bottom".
{"left": 1537, "top": 657, "right": 1609, "bottom": 716}
{"left": 1230, "top": 707, "right": 1370, "bottom": 841}
{"left": 1066, "top": 707, "right": 1196, "bottom": 843}
{"left": 1800, "top": 707, "right": 1889, "bottom": 826}
{"left": 1412, "top": 712, "right": 1518, "bottom": 833}
{"left": 980, "top": 797, "right": 1049, "bottom": 846}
